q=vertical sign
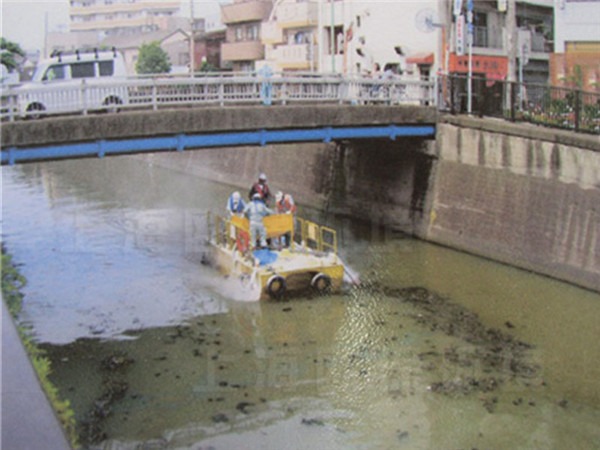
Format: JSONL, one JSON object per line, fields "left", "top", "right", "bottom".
{"left": 456, "top": 14, "right": 465, "bottom": 56}
{"left": 498, "top": 0, "right": 507, "bottom": 12}
{"left": 467, "top": 0, "right": 474, "bottom": 45}
{"left": 453, "top": 0, "right": 463, "bottom": 17}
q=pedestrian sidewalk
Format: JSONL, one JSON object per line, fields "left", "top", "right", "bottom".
{"left": 2, "top": 298, "right": 72, "bottom": 450}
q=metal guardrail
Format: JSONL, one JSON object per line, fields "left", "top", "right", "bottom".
{"left": 1, "top": 73, "right": 435, "bottom": 122}
{"left": 4, "top": 71, "right": 597, "bottom": 135}
{"left": 438, "top": 74, "right": 600, "bottom": 135}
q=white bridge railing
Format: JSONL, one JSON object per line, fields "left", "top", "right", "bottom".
{"left": 1, "top": 72, "right": 435, "bottom": 122}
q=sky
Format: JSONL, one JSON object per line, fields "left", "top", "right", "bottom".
{"left": 1, "top": 0, "right": 223, "bottom": 53}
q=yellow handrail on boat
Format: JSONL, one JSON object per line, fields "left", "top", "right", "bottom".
{"left": 209, "top": 212, "right": 336, "bottom": 256}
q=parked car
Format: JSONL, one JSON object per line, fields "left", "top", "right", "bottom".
{"left": 13, "top": 49, "right": 129, "bottom": 118}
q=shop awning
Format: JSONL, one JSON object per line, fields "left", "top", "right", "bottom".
{"left": 406, "top": 52, "right": 434, "bottom": 65}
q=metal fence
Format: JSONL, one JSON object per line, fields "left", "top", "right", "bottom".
{"left": 0, "top": 73, "right": 435, "bottom": 122}
{"left": 438, "top": 74, "right": 600, "bottom": 135}
{"left": 4, "top": 71, "right": 598, "bottom": 135}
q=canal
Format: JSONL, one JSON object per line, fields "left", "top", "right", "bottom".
{"left": 3, "top": 156, "right": 600, "bottom": 449}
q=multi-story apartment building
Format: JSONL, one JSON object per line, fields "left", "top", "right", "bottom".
{"left": 69, "top": 0, "right": 181, "bottom": 37}
{"left": 261, "top": 0, "right": 319, "bottom": 72}
{"left": 441, "top": 0, "right": 554, "bottom": 84}
{"left": 258, "top": 0, "right": 438, "bottom": 76}
{"left": 551, "top": 0, "right": 600, "bottom": 90}
{"left": 220, "top": 0, "right": 274, "bottom": 72}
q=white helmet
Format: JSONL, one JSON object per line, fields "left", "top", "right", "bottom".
{"left": 232, "top": 191, "right": 241, "bottom": 201}
{"left": 275, "top": 191, "right": 283, "bottom": 203}
{"left": 259, "top": 173, "right": 267, "bottom": 181}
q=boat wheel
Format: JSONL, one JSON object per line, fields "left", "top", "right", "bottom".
{"left": 266, "top": 275, "right": 286, "bottom": 299}
{"left": 311, "top": 273, "right": 332, "bottom": 294}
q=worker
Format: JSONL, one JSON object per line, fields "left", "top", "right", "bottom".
{"left": 248, "top": 173, "right": 272, "bottom": 205}
{"left": 226, "top": 191, "right": 246, "bottom": 218}
{"left": 244, "top": 192, "right": 272, "bottom": 249}
{"left": 275, "top": 191, "right": 297, "bottom": 247}
{"left": 275, "top": 191, "right": 298, "bottom": 215}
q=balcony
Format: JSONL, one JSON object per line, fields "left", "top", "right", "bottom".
{"left": 221, "top": 40, "right": 264, "bottom": 62}
{"left": 275, "top": 2, "right": 318, "bottom": 28}
{"left": 274, "top": 43, "right": 315, "bottom": 69}
{"left": 70, "top": 2, "right": 178, "bottom": 16}
{"left": 472, "top": 26, "right": 503, "bottom": 50}
{"left": 262, "top": 21, "right": 283, "bottom": 44}
{"left": 221, "top": 1, "right": 273, "bottom": 25}
{"left": 71, "top": 16, "right": 152, "bottom": 31}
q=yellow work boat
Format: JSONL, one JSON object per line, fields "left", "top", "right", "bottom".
{"left": 206, "top": 212, "right": 347, "bottom": 300}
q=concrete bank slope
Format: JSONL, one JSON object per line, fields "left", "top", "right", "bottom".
{"left": 1, "top": 299, "right": 72, "bottom": 450}
{"left": 427, "top": 116, "right": 600, "bottom": 292}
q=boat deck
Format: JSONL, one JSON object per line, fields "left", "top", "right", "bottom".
{"left": 207, "top": 213, "right": 345, "bottom": 300}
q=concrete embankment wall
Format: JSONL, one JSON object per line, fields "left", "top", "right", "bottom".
{"left": 143, "top": 116, "right": 599, "bottom": 292}
{"left": 425, "top": 116, "right": 600, "bottom": 292}
{"left": 143, "top": 137, "right": 436, "bottom": 236}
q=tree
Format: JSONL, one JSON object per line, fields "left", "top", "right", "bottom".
{"left": 199, "top": 60, "right": 218, "bottom": 72}
{"left": 135, "top": 41, "right": 171, "bottom": 74}
{"left": 1, "top": 38, "right": 25, "bottom": 72}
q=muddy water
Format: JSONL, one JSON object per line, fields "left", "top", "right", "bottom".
{"left": 3, "top": 157, "right": 600, "bottom": 449}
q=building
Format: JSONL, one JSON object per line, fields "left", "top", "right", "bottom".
{"left": 258, "top": 0, "right": 438, "bottom": 76}
{"left": 260, "top": 0, "right": 319, "bottom": 72}
{"left": 194, "top": 29, "right": 227, "bottom": 70}
{"left": 100, "top": 28, "right": 190, "bottom": 74}
{"left": 551, "top": 0, "right": 600, "bottom": 90}
{"left": 69, "top": 0, "right": 181, "bottom": 37}
{"left": 220, "top": 0, "right": 274, "bottom": 72}
{"left": 46, "top": 31, "right": 100, "bottom": 58}
{"left": 348, "top": 1, "right": 439, "bottom": 77}
{"left": 441, "top": 0, "right": 554, "bottom": 84}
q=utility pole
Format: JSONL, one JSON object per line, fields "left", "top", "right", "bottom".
{"left": 467, "top": 0, "right": 473, "bottom": 114}
{"left": 189, "top": 0, "right": 195, "bottom": 77}
{"left": 506, "top": 0, "right": 517, "bottom": 110}
{"left": 318, "top": 0, "right": 323, "bottom": 73}
{"left": 506, "top": 0, "right": 517, "bottom": 82}
{"left": 330, "top": 0, "right": 335, "bottom": 73}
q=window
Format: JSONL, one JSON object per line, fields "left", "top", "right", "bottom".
{"left": 473, "top": 11, "right": 487, "bottom": 27}
{"left": 179, "top": 53, "right": 189, "bottom": 65}
{"left": 99, "top": 60, "right": 114, "bottom": 76}
{"left": 42, "top": 65, "right": 66, "bottom": 81}
{"left": 247, "top": 24, "right": 259, "bottom": 41}
{"left": 71, "top": 62, "right": 95, "bottom": 78}
{"left": 235, "top": 27, "right": 243, "bottom": 42}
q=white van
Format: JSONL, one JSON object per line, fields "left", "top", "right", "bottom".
{"left": 15, "top": 49, "right": 129, "bottom": 118}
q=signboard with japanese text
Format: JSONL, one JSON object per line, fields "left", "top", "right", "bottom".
{"left": 456, "top": 14, "right": 465, "bottom": 56}
{"left": 454, "top": 0, "right": 463, "bottom": 16}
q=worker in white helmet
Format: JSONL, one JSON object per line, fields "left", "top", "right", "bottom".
{"left": 226, "top": 191, "right": 246, "bottom": 218}
{"left": 275, "top": 190, "right": 297, "bottom": 247}
{"left": 244, "top": 192, "right": 272, "bottom": 249}
{"left": 248, "top": 173, "right": 272, "bottom": 205}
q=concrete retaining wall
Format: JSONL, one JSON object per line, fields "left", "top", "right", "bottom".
{"left": 143, "top": 137, "right": 436, "bottom": 236}
{"left": 143, "top": 115, "right": 600, "bottom": 292}
{"left": 425, "top": 117, "right": 600, "bottom": 292}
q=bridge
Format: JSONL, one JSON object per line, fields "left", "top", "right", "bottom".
{"left": 3, "top": 72, "right": 597, "bottom": 165}
{"left": 1, "top": 76, "right": 438, "bottom": 165}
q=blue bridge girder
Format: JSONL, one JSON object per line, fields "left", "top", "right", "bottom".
{"left": 1, "top": 124, "right": 435, "bottom": 165}
{"left": 1, "top": 104, "right": 438, "bottom": 165}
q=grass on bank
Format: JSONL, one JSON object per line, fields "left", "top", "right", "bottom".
{"left": 2, "top": 246, "right": 79, "bottom": 448}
